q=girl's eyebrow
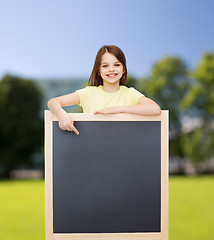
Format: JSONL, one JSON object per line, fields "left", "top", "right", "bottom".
{"left": 101, "top": 61, "right": 121, "bottom": 64}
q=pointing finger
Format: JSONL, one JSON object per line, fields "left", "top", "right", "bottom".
{"left": 73, "top": 126, "right": 79, "bottom": 135}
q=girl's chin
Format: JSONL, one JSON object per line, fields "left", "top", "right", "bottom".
{"left": 103, "top": 77, "right": 120, "bottom": 82}
{"left": 104, "top": 81, "right": 120, "bottom": 85}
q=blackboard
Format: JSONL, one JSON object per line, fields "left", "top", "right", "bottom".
{"left": 45, "top": 111, "right": 169, "bottom": 240}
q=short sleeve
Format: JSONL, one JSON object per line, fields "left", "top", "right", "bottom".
{"left": 75, "top": 87, "right": 89, "bottom": 107}
{"left": 128, "top": 87, "right": 145, "bottom": 105}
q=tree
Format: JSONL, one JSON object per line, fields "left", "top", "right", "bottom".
{"left": 180, "top": 53, "right": 214, "bottom": 166}
{"left": 182, "top": 53, "right": 214, "bottom": 119}
{"left": 0, "top": 74, "right": 43, "bottom": 178}
{"left": 127, "top": 74, "right": 138, "bottom": 88}
{"left": 137, "top": 57, "right": 190, "bottom": 157}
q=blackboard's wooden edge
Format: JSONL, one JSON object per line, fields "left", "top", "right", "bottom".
{"left": 53, "top": 232, "right": 162, "bottom": 240}
{"left": 45, "top": 109, "right": 169, "bottom": 240}
{"left": 161, "top": 110, "right": 169, "bottom": 240}
{"left": 45, "top": 110, "right": 54, "bottom": 240}
{"left": 45, "top": 110, "right": 168, "bottom": 121}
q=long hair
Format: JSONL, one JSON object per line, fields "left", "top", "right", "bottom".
{"left": 88, "top": 45, "right": 128, "bottom": 87}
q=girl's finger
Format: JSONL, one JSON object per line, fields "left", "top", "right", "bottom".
{"left": 101, "top": 111, "right": 108, "bottom": 114}
{"left": 66, "top": 126, "right": 72, "bottom": 131}
{"left": 73, "top": 126, "right": 79, "bottom": 135}
{"left": 60, "top": 125, "right": 65, "bottom": 130}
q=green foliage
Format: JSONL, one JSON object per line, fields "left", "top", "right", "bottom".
{"left": 137, "top": 57, "right": 190, "bottom": 158}
{"left": 183, "top": 53, "right": 214, "bottom": 117}
{"left": 137, "top": 54, "right": 214, "bottom": 166}
{"left": 181, "top": 85, "right": 202, "bottom": 109}
{"left": 127, "top": 74, "right": 137, "bottom": 88}
{"left": 194, "top": 53, "right": 214, "bottom": 84}
{"left": 180, "top": 128, "right": 214, "bottom": 164}
{"left": 138, "top": 57, "right": 189, "bottom": 129}
{"left": 0, "top": 75, "right": 43, "bottom": 177}
{"left": 180, "top": 53, "right": 214, "bottom": 164}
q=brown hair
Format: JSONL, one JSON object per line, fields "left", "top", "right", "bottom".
{"left": 88, "top": 45, "right": 128, "bottom": 87}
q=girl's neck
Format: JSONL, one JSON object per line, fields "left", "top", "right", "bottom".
{"left": 102, "top": 83, "right": 120, "bottom": 93}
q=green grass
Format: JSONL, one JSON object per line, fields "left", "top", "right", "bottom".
{"left": 0, "top": 180, "right": 45, "bottom": 240}
{"left": 169, "top": 176, "right": 214, "bottom": 240}
{"left": 0, "top": 176, "right": 214, "bottom": 240}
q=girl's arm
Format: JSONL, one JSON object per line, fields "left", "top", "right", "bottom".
{"left": 94, "top": 96, "right": 161, "bottom": 116}
{"left": 47, "top": 92, "right": 80, "bottom": 134}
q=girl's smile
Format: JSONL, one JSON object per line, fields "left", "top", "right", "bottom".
{"left": 106, "top": 73, "right": 118, "bottom": 78}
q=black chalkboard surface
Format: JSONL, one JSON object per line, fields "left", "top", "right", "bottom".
{"left": 53, "top": 121, "right": 161, "bottom": 233}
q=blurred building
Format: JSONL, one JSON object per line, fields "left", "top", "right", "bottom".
{"left": 35, "top": 78, "right": 87, "bottom": 117}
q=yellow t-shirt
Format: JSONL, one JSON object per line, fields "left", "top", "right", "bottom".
{"left": 75, "top": 85, "right": 145, "bottom": 113}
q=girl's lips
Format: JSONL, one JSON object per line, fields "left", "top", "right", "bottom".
{"left": 106, "top": 73, "right": 118, "bottom": 78}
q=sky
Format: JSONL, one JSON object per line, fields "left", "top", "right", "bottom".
{"left": 0, "top": 0, "right": 214, "bottom": 80}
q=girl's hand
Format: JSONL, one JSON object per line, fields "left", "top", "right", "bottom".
{"left": 94, "top": 106, "right": 122, "bottom": 115}
{"left": 58, "top": 112, "right": 79, "bottom": 135}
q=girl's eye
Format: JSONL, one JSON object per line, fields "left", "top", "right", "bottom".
{"left": 102, "top": 64, "right": 121, "bottom": 67}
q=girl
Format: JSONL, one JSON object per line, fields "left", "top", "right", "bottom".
{"left": 47, "top": 45, "right": 161, "bottom": 135}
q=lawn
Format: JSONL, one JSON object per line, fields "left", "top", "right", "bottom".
{"left": 0, "top": 180, "right": 44, "bottom": 240}
{"left": 0, "top": 176, "right": 214, "bottom": 240}
{"left": 169, "top": 176, "right": 214, "bottom": 240}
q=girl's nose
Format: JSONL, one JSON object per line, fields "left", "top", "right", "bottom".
{"left": 109, "top": 65, "right": 115, "bottom": 71}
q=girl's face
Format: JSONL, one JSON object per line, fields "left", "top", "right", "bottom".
{"left": 99, "top": 52, "right": 125, "bottom": 86}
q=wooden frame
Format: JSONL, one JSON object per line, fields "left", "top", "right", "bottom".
{"left": 45, "top": 110, "right": 169, "bottom": 240}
